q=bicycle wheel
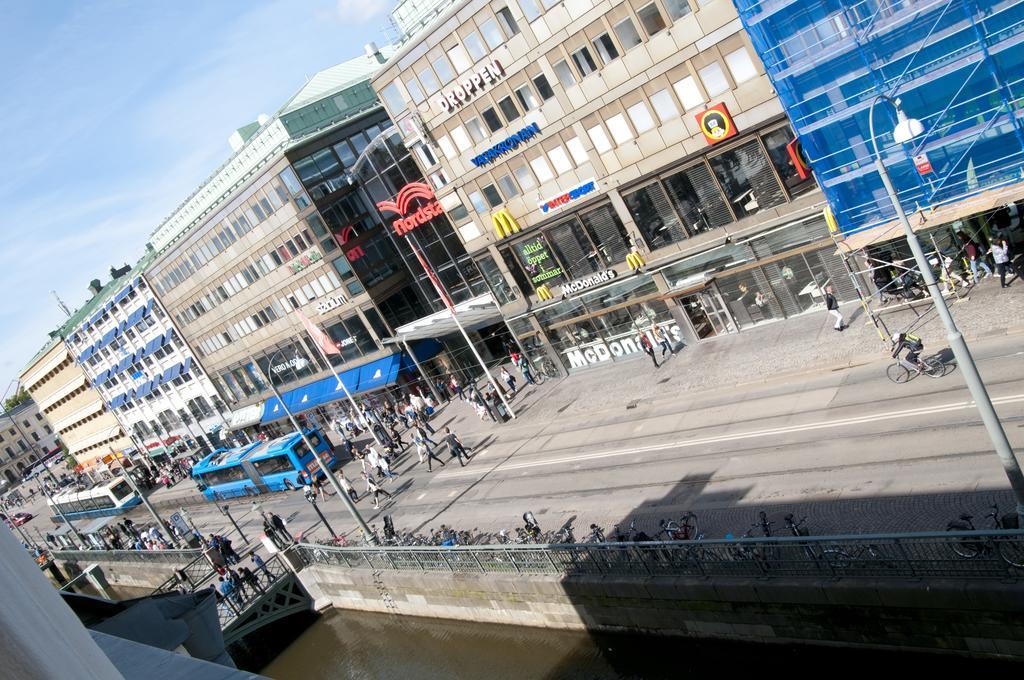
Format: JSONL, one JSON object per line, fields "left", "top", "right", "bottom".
{"left": 887, "top": 363, "right": 912, "bottom": 384}
{"left": 681, "top": 512, "right": 699, "bottom": 541}
{"left": 921, "top": 356, "right": 946, "bottom": 379}
{"left": 822, "top": 548, "right": 852, "bottom": 570}
{"left": 997, "top": 539, "right": 1024, "bottom": 568}
{"left": 946, "top": 527, "right": 984, "bottom": 559}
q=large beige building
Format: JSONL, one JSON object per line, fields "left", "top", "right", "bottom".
{"left": 0, "top": 399, "right": 61, "bottom": 489}
{"left": 19, "top": 337, "right": 129, "bottom": 470}
{"left": 372, "top": 0, "right": 855, "bottom": 372}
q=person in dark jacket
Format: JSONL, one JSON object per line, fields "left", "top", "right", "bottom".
{"left": 825, "top": 285, "right": 844, "bottom": 331}
{"left": 637, "top": 331, "right": 659, "bottom": 367}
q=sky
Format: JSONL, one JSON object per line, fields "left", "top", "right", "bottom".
{"left": 0, "top": 0, "right": 393, "bottom": 395}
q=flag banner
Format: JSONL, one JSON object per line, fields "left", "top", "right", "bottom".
{"left": 294, "top": 308, "right": 340, "bottom": 356}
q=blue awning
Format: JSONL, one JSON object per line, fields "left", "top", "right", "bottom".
{"left": 134, "top": 380, "right": 154, "bottom": 400}
{"left": 113, "top": 282, "right": 133, "bottom": 305}
{"left": 357, "top": 353, "right": 402, "bottom": 392}
{"left": 398, "top": 339, "right": 443, "bottom": 374}
{"left": 260, "top": 352, "right": 404, "bottom": 424}
{"left": 162, "top": 362, "right": 183, "bottom": 383}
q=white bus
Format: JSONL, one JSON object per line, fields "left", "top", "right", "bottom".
{"left": 47, "top": 478, "right": 141, "bottom": 522}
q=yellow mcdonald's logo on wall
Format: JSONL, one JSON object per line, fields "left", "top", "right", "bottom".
{"left": 536, "top": 284, "right": 553, "bottom": 301}
{"left": 492, "top": 209, "right": 522, "bottom": 239}
{"left": 823, "top": 205, "right": 839, "bottom": 234}
{"left": 626, "top": 251, "right": 646, "bottom": 271}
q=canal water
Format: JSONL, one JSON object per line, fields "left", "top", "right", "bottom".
{"left": 261, "top": 609, "right": 1020, "bottom": 679}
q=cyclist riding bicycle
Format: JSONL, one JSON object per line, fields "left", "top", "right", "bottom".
{"left": 891, "top": 332, "right": 925, "bottom": 372}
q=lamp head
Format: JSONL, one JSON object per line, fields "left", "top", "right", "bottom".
{"left": 891, "top": 99, "right": 924, "bottom": 144}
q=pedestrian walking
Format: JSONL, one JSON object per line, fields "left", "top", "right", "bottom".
{"left": 443, "top": 427, "right": 471, "bottom": 466}
{"left": 992, "top": 238, "right": 1021, "bottom": 288}
{"left": 958, "top": 231, "right": 993, "bottom": 283}
{"left": 239, "top": 565, "right": 263, "bottom": 594}
{"left": 361, "top": 472, "right": 393, "bottom": 509}
{"left": 267, "top": 512, "right": 291, "bottom": 546}
{"left": 651, "top": 325, "right": 676, "bottom": 358}
{"left": 637, "top": 331, "right": 659, "bottom": 367}
{"left": 251, "top": 553, "right": 272, "bottom": 582}
{"left": 337, "top": 473, "right": 360, "bottom": 503}
{"left": 262, "top": 516, "right": 283, "bottom": 550}
{"left": 500, "top": 367, "right": 517, "bottom": 395}
{"left": 450, "top": 374, "right": 464, "bottom": 401}
{"left": 415, "top": 422, "right": 437, "bottom": 445}
{"left": 825, "top": 285, "right": 844, "bottom": 331}
{"left": 414, "top": 430, "right": 446, "bottom": 472}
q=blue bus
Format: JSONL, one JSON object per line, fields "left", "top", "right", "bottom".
{"left": 191, "top": 429, "right": 336, "bottom": 500}
{"left": 47, "top": 478, "right": 142, "bottom": 522}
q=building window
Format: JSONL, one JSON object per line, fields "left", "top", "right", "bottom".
{"left": 496, "top": 7, "right": 520, "bottom": 36}
{"left": 587, "top": 124, "right": 613, "bottom": 153}
{"left": 497, "top": 173, "right": 520, "bottom": 199}
{"left": 725, "top": 47, "right": 758, "bottom": 84}
{"left": 447, "top": 45, "right": 472, "bottom": 73}
{"left": 497, "top": 96, "right": 520, "bottom": 123}
{"left": 530, "top": 156, "right": 555, "bottom": 183}
{"left": 482, "top": 107, "right": 503, "bottom": 133}
{"left": 513, "top": 163, "right": 536, "bottom": 190}
{"left": 637, "top": 3, "right": 667, "bottom": 35}
{"left": 553, "top": 59, "right": 577, "bottom": 88}
{"left": 468, "top": 190, "right": 488, "bottom": 213}
{"left": 451, "top": 126, "right": 472, "bottom": 151}
{"left": 380, "top": 83, "right": 407, "bottom": 115}
{"left": 662, "top": 162, "right": 734, "bottom": 234}
{"left": 417, "top": 66, "right": 440, "bottom": 93}
{"left": 605, "top": 113, "right": 633, "bottom": 144}
{"left": 707, "top": 139, "right": 787, "bottom": 219}
{"left": 624, "top": 183, "right": 689, "bottom": 248}
{"left": 405, "top": 77, "right": 425, "bottom": 103}
{"left": 515, "top": 84, "right": 539, "bottom": 111}
{"left": 592, "top": 33, "right": 620, "bottom": 64}
{"left": 463, "top": 31, "right": 487, "bottom": 61}
{"left": 650, "top": 89, "right": 679, "bottom": 122}
{"left": 480, "top": 18, "right": 504, "bottom": 49}
{"left": 566, "top": 137, "right": 589, "bottom": 164}
{"left": 533, "top": 74, "right": 555, "bottom": 101}
{"left": 664, "top": 0, "right": 691, "bottom": 19}
{"left": 432, "top": 55, "right": 455, "bottom": 84}
{"left": 698, "top": 62, "right": 729, "bottom": 97}
{"left": 465, "top": 117, "right": 487, "bottom": 143}
{"left": 438, "top": 136, "right": 457, "bottom": 159}
{"left": 571, "top": 47, "right": 598, "bottom": 77}
{"left": 476, "top": 254, "right": 518, "bottom": 304}
{"left": 627, "top": 102, "right": 655, "bottom": 133}
{"left": 548, "top": 146, "right": 573, "bottom": 174}
{"left": 673, "top": 75, "right": 704, "bottom": 110}
{"left": 482, "top": 184, "right": 503, "bottom": 208}
{"left": 517, "top": 0, "right": 541, "bottom": 21}
{"left": 614, "top": 18, "right": 643, "bottom": 50}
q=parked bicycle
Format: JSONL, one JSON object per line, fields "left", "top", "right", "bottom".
{"left": 946, "top": 504, "right": 1024, "bottom": 568}
{"left": 531, "top": 356, "right": 561, "bottom": 384}
{"left": 658, "top": 512, "right": 699, "bottom": 541}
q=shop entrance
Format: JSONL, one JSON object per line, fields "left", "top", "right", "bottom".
{"left": 677, "top": 287, "right": 737, "bottom": 339}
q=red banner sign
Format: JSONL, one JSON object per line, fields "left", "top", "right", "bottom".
{"left": 376, "top": 182, "right": 445, "bottom": 236}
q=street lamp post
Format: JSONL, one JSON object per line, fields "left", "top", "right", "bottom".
{"left": 303, "top": 493, "right": 337, "bottom": 539}
{"left": 868, "top": 94, "right": 1024, "bottom": 519}
{"left": 218, "top": 504, "right": 248, "bottom": 544}
{"left": 250, "top": 353, "right": 375, "bottom": 544}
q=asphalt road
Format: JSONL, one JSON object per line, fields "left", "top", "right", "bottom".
{"left": 20, "top": 331, "right": 1024, "bottom": 548}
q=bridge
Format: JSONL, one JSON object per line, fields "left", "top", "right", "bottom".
{"left": 150, "top": 549, "right": 312, "bottom": 645}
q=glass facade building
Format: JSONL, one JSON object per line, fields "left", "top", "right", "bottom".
{"left": 734, "top": 0, "right": 1024, "bottom": 233}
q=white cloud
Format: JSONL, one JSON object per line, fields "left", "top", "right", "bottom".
{"left": 336, "top": 0, "right": 390, "bottom": 23}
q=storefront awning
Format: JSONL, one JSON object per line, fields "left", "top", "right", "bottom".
{"left": 259, "top": 341, "right": 442, "bottom": 424}
{"left": 392, "top": 293, "right": 502, "bottom": 342}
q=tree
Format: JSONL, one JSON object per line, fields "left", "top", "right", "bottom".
{"left": 3, "top": 388, "right": 30, "bottom": 412}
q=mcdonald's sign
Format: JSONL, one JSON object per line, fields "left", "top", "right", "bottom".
{"left": 626, "top": 251, "right": 646, "bottom": 271}
{"left": 536, "top": 284, "right": 554, "bottom": 301}
{"left": 786, "top": 138, "right": 812, "bottom": 180}
{"left": 492, "top": 209, "right": 521, "bottom": 239}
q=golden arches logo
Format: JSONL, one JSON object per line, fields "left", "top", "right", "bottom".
{"left": 492, "top": 209, "right": 521, "bottom": 239}
{"left": 626, "top": 251, "right": 646, "bottom": 271}
{"left": 536, "top": 284, "right": 553, "bottom": 301}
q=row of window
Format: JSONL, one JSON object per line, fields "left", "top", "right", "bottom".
{"left": 116, "top": 363, "right": 203, "bottom": 414}
{"left": 175, "top": 220, "right": 332, "bottom": 329}
{"left": 292, "top": 123, "right": 388, "bottom": 200}
{"left": 68, "top": 286, "right": 143, "bottom": 350}
{"left": 154, "top": 168, "right": 311, "bottom": 298}
{"left": 195, "top": 267, "right": 347, "bottom": 358}
{"left": 85, "top": 314, "right": 160, "bottom": 369}
{"left": 381, "top": 5, "right": 522, "bottom": 114}
{"left": 96, "top": 336, "right": 181, "bottom": 393}
{"left": 462, "top": 132, "right": 592, "bottom": 214}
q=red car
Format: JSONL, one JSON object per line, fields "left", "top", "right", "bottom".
{"left": 11, "top": 512, "right": 33, "bottom": 526}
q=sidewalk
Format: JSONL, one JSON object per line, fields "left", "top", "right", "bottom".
{"left": 487, "top": 279, "right": 1024, "bottom": 422}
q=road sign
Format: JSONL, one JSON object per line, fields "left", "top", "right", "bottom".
{"left": 169, "top": 512, "right": 190, "bottom": 537}
{"left": 914, "top": 153, "right": 933, "bottom": 175}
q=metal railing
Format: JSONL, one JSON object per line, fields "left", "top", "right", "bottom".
{"left": 295, "top": 530, "right": 1024, "bottom": 581}
{"left": 151, "top": 541, "right": 260, "bottom": 595}
{"left": 53, "top": 548, "right": 201, "bottom": 565}
{"left": 214, "top": 554, "right": 291, "bottom": 629}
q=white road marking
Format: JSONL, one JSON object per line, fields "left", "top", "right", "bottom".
{"left": 416, "top": 493, "right": 427, "bottom": 500}
{"left": 442, "top": 393, "right": 1024, "bottom": 478}
{"left": 447, "top": 490, "right": 456, "bottom": 497}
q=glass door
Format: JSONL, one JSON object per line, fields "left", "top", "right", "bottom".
{"left": 677, "top": 287, "right": 737, "bottom": 339}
